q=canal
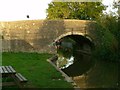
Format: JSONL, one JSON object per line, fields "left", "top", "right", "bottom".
{"left": 53, "top": 35, "right": 118, "bottom": 88}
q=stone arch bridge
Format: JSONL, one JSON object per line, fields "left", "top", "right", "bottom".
{"left": 1, "top": 19, "right": 96, "bottom": 53}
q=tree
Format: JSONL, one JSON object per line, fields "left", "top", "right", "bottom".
{"left": 46, "top": 2, "right": 106, "bottom": 20}
{"left": 93, "top": 10, "right": 119, "bottom": 62}
{"left": 113, "top": 0, "right": 120, "bottom": 61}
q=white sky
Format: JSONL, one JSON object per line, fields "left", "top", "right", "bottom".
{"left": 0, "top": 0, "right": 118, "bottom": 21}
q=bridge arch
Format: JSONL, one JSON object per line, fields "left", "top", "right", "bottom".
{"left": 54, "top": 32, "right": 95, "bottom": 76}
{"left": 54, "top": 31, "right": 95, "bottom": 48}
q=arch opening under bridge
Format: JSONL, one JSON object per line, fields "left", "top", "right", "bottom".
{"left": 54, "top": 33, "right": 95, "bottom": 77}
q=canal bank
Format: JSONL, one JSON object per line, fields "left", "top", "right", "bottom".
{"left": 47, "top": 56, "right": 80, "bottom": 89}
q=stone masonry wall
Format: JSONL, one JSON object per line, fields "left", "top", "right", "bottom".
{"left": 0, "top": 19, "right": 95, "bottom": 53}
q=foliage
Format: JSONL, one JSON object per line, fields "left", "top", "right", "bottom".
{"left": 57, "top": 37, "right": 76, "bottom": 58}
{"left": 91, "top": 0, "right": 120, "bottom": 62}
{"left": 46, "top": 1, "right": 119, "bottom": 62}
{"left": 93, "top": 14, "right": 119, "bottom": 62}
{"left": 46, "top": 2, "right": 106, "bottom": 20}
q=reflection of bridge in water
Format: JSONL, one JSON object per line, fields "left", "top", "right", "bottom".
{"left": 49, "top": 52, "right": 118, "bottom": 88}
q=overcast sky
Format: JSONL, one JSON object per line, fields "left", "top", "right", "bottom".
{"left": 0, "top": 0, "right": 118, "bottom": 21}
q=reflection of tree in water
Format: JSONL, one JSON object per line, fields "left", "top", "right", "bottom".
{"left": 55, "top": 35, "right": 94, "bottom": 77}
{"left": 56, "top": 37, "right": 76, "bottom": 69}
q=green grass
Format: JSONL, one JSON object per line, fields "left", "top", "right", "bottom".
{"left": 2, "top": 52, "right": 73, "bottom": 88}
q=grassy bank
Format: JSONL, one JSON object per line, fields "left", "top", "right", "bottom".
{"left": 2, "top": 52, "right": 73, "bottom": 88}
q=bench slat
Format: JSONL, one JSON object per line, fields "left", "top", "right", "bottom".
{"left": 2, "top": 66, "right": 8, "bottom": 73}
{"left": 8, "top": 66, "right": 16, "bottom": 73}
{"left": 5, "top": 66, "right": 12, "bottom": 73}
{"left": 0, "top": 67, "right": 2, "bottom": 73}
{"left": 17, "top": 73, "right": 27, "bottom": 81}
{"left": 15, "top": 73, "right": 23, "bottom": 82}
{"left": 15, "top": 73, "right": 27, "bottom": 82}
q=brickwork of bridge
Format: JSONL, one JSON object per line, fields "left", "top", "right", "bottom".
{"left": 1, "top": 19, "right": 96, "bottom": 53}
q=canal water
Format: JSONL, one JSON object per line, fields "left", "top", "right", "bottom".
{"left": 54, "top": 35, "right": 95, "bottom": 88}
{"left": 54, "top": 35, "right": 94, "bottom": 75}
{"left": 52, "top": 35, "right": 118, "bottom": 88}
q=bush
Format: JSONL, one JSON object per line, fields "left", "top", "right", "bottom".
{"left": 93, "top": 17, "right": 119, "bottom": 62}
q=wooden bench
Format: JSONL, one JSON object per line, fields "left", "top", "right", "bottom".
{"left": 14, "top": 73, "right": 28, "bottom": 87}
{"left": 1, "top": 66, "right": 17, "bottom": 86}
{"left": 0, "top": 66, "right": 28, "bottom": 88}
{"left": 1, "top": 66, "right": 16, "bottom": 76}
